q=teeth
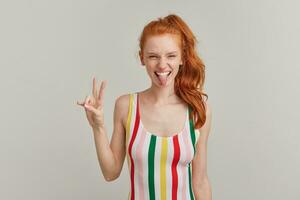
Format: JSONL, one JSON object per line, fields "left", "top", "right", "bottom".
{"left": 155, "top": 71, "right": 171, "bottom": 76}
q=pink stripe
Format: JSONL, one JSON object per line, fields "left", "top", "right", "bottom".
{"left": 178, "top": 127, "right": 186, "bottom": 200}
{"left": 182, "top": 126, "right": 191, "bottom": 199}
{"left": 135, "top": 127, "right": 147, "bottom": 200}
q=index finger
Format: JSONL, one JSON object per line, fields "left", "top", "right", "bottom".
{"left": 98, "top": 80, "right": 106, "bottom": 101}
{"left": 92, "top": 77, "right": 97, "bottom": 98}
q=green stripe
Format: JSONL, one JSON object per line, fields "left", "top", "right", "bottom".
{"left": 188, "top": 163, "right": 195, "bottom": 200}
{"left": 148, "top": 135, "right": 157, "bottom": 200}
{"left": 188, "top": 106, "right": 196, "bottom": 152}
{"left": 188, "top": 106, "right": 196, "bottom": 199}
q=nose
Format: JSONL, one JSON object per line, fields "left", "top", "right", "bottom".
{"left": 157, "top": 57, "right": 169, "bottom": 69}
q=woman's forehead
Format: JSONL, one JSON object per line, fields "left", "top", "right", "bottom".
{"left": 144, "top": 34, "right": 181, "bottom": 53}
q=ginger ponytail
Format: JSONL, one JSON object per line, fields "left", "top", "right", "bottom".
{"left": 139, "top": 14, "right": 208, "bottom": 129}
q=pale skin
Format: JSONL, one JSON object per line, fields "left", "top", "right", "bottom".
{"left": 77, "top": 34, "right": 212, "bottom": 200}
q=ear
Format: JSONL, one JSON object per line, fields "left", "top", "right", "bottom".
{"left": 139, "top": 50, "right": 145, "bottom": 66}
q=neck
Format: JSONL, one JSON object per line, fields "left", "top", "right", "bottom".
{"left": 144, "top": 83, "right": 177, "bottom": 106}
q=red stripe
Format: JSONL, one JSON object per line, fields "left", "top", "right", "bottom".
{"left": 128, "top": 95, "right": 140, "bottom": 200}
{"left": 172, "top": 135, "right": 180, "bottom": 200}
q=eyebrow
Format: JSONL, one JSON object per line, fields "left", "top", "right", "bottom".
{"left": 146, "top": 51, "right": 178, "bottom": 55}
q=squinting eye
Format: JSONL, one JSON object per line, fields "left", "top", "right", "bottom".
{"left": 169, "top": 55, "right": 176, "bottom": 57}
{"left": 149, "top": 56, "right": 157, "bottom": 58}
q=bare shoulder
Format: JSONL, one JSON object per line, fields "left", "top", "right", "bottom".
{"left": 115, "top": 93, "right": 130, "bottom": 109}
{"left": 114, "top": 93, "right": 131, "bottom": 128}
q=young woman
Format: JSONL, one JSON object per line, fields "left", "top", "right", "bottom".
{"left": 77, "top": 14, "right": 212, "bottom": 200}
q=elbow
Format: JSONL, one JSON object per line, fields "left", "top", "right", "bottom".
{"left": 104, "top": 174, "right": 119, "bottom": 182}
{"left": 102, "top": 161, "right": 122, "bottom": 182}
{"left": 103, "top": 171, "right": 121, "bottom": 182}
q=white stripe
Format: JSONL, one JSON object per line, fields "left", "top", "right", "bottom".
{"left": 176, "top": 134, "right": 184, "bottom": 199}
{"left": 166, "top": 137, "right": 174, "bottom": 199}
{"left": 195, "top": 129, "right": 200, "bottom": 145}
{"left": 132, "top": 123, "right": 143, "bottom": 198}
{"left": 142, "top": 129, "right": 151, "bottom": 200}
{"left": 187, "top": 117, "right": 196, "bottom": 159}
{"left": 185, "top": 166, "right": 190, "bottom": 199}
{"left": 178, "top": 126, "right": 189, "bottom": 199}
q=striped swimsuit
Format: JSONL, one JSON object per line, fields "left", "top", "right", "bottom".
{"left": 125, "top": 92, "right": 200, "bottom": 200}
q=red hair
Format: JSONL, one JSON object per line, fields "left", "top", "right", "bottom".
{"left": 138, "top": 14, "right": 208, "bottom": 129}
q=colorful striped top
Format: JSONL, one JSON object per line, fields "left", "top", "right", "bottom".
{"left": 125, "top": 92, "right": 200, "bottom": 200}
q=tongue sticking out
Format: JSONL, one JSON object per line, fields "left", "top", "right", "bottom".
{"left": 158, "top": 75, "right": 167, "bottom": 86}
{"left": 156, "top": 73, "right": 169, "bottom": 86}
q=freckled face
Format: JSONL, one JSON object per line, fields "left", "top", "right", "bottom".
{"left": 139, "top": 34, "right": 183, "bottom": 86}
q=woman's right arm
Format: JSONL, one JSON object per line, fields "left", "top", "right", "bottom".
{"left": 92, "top": 94, "right": 127, "bottom": 181}
{"left": 77, "top": 78, "right": 127, "bottom": 182}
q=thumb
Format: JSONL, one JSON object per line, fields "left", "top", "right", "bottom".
{"left": 84, "top": 104, "right": 98, "bottom": 114}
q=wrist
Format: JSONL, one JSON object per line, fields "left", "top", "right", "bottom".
{"left": 92, "top": 125, "right": 105, "bottom": 133}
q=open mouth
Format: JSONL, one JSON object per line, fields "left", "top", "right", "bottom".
{"left": 154, "top": 71, "right": 172, "bottom": 77}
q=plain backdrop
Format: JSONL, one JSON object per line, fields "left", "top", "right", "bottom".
{"left": 1, "top": 0, "right": 299, "bottom": 199}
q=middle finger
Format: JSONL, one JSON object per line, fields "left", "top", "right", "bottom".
{"left": 92, "top": 77, "right": 97, "bottom": 99}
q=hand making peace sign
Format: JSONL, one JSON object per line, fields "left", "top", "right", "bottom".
{"left": 77, "top": 77, "right": 107, "bottom": 129}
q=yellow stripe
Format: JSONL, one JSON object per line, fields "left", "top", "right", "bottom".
{"left": 160, "top": 137, "right": 168, "bottom": 200}
{"left": 126, "top": 93, "right": 133, "bottom": 197}
{"left": 126, "top": 93, "right": 133, "bottom": 146}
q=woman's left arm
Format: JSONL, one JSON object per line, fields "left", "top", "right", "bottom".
{"left": 192, "top": 102, "right": 212, "bottom": 200}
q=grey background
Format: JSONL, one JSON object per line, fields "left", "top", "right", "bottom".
{"left": 1, "top": 0, "right": 299, "bottom": 199}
